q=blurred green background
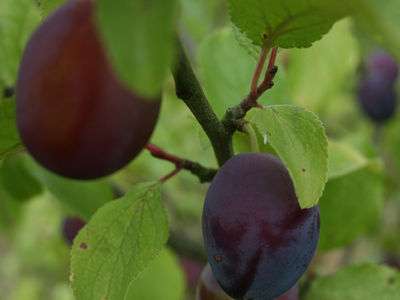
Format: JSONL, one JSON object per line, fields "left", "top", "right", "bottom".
{"left": 1, "top": 0, "right": 400, "bottom": 299}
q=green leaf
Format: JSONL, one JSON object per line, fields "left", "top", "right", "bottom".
{"left": 319, "top": 165, "right": 384, "bottom": 251}
{"left": 248, "top": 105, "right": 328, "bottom": 208}
{"left": 197, "top": 27, "right": 289, "bottom": 117}
{"left": 305, "top": 264, "right": 400, "bottom": 300}
{"left": 327, "top": 140, "right": 368, "bottom": 180}
{"left": 0, "top": 154, "right": 43, "bottom": 202}
{"left": 352, "top": 0, "right": 400, "bottom": 60}
{"left": 96, "top": 0, "right": 178, "bottom": 98}
{"left": 0, "top": 187, "right": 22, "bottom": 231}
{"left": 0, "top": 0, "right": 41, "bottom": 85}
{"left": 71, "top": 182, "right": 168, "bottom": 300}
{"left": 34, "top": 0, "right": 64, "bottom": 16}
{"left": 228, "top": 0, "right": 348, "bottom": 48}
{"left": 0, "top": 100, "right": 21, "bottom": 160}
{"left": 126, "top": 249, "right": 185, "bottom": 300}
{"left": 26, "top": 158, "right": 113, "bottom": 220}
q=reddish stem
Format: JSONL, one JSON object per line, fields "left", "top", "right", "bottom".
{"left": 250, "top": 46, "right": 269, "bottom": 98}
{"left": 145, "top": 144, "right": 217, "bottom": 183}
{"left": 267, "top": 48, "right": 278, "bottom": 75}
{"left": 146, "top": 144, "right": 182, "bottom": 167}
{"left": 241, "top": 47, "right": 279, "bottom": 111}
{"left": 258, "top": 47, "right": 278, "bottom": 91}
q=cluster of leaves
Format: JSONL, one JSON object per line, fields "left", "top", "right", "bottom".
{"left": 0, "top": 0, "right": 400, "bottom": 299}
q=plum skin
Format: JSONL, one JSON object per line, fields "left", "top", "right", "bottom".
{"left": 367, "top": 51, "right": 399, "bottom": 82}
{"left": 16, "top": 0, "right": 160, "bottom": 179}
{"left": 357, "top": 51, "right": 398, "bottom": 123}
{"left": 202, "top": 153, "right": 320, "bottom": 300}
{"left": 196, "top": 264, "right": 232, "bottom": 300}
{"left": 62, "top": 217, "right": 86, "bottom": 245}
{"left": 196, "top": 264, "right": 300, "bottom": 300}
{"left": 358, "top": 74, "right": 397, "bottom": 123}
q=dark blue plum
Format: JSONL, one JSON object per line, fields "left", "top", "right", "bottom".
{"left": 358, "top": 73, "right": 397, "bottom": 123}
{"left": 357, "top": 51, "right": 398, "bottom": 123}
{"left": 277, "top": 285, "right": 299, "bottom": 300}
{"left": 196, "top": 264, "right": 232, "bottom": 300}
{"left": 202, "top": 153, "right": 320, "bottom": 300}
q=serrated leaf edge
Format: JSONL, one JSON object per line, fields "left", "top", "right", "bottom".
{"left": 249, "top": 105, "right": 329, "bottom": 209}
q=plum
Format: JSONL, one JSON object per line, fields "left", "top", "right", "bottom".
{"left": 358, "top": 73, "right": 397, "bottom": 122}
{"left": 202, "top": 153, "right": 319, "bottom": 300}
{"left": 367, "top": 51, "right": 399, "bottom": 82}
{"left": 196, "top": 265, "right": 299, "bottom": 300}
{"left": 16, "top": 0, "right": 160, "bottom": 179}
{"left": 196, "top": 264, "right": 232, "bottom": 300}
{"left": 357, "top": 51, "right": 398, "bottom": 123}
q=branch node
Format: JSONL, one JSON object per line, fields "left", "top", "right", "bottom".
{"left": 221, "top": 47, "right": 279, "bottom": 138}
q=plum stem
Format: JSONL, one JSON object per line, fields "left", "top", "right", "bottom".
{"left": 250, "top": 45, "right": 270, "bottom": 99}
{"left": 146, "top": 144, "right": 217, "bottom": 183}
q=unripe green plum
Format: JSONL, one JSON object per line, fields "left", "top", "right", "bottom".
{"left": 16, "top": 0, "right": 160, "bottom": 179}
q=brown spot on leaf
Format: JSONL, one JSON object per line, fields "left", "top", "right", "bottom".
{"left": 80, "top": 242, "right": 88, "bottom": 250}
{"left": 302, "top": 168, "right": 306, "bottom": 172}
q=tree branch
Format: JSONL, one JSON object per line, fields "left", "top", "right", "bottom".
{"left": 146, "top": 144, "right": 217, "bottom": 183}
{"left": 222, "top": 47, "right": 279, "bottom": 134}
{"left": 172, "top": 40, "right": 233, "bottom": 166}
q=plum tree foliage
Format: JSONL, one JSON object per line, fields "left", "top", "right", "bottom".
{"left": 1, "top": 0, "right": 398, "bottom": 299}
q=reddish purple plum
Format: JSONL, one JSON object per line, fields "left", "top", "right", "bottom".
{"left": 16, "top": 0, "right": 160, "bottom": 179}
{"left": 367, "top": 51, "right": 399, "bottom": 81}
